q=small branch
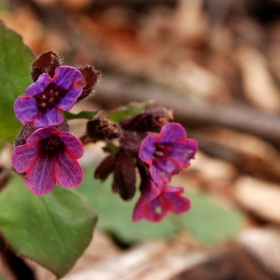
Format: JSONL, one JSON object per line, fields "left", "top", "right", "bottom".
{"left": 95, "top": 74, "right": 280, "bottom": 148}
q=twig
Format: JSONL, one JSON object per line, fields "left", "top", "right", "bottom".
{"left": 95, "top": 74, "right": 280, "bottom": 148}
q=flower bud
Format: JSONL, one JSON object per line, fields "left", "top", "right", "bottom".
{"left": 14, "top": 123, "right": 36, "bottom": 147}
{"left": 87, "top": 113, "right": 120, "bottom": 142}
{"left": 94, "top": 154, "right": 115, "bottom": 181}
{"left": 31, "top": 51, "right": 61, "bottom": 82}
{"left": 77, "top": 65, "right": 101, "bottom": 100}
{"left": 113, "top": 151, "right": 136, "bottom": 201}
{"left": 120, "top": 108, "right": 173, "bottom": 132}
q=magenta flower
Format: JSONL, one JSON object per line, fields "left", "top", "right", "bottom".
{"left": 14, "top": 66, "right": 83, "bottom": 128}
{"left": 133, "top": 179, "right": 191, "bottom": 222}
{"left": 12, "top": 127, "right": 84, "bottom": 195}
{"left": 139, "top": 123, "right": 198, "bottom": 185}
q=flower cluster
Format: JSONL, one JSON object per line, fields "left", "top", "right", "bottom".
{"left": 134, "top": 123, "right": 197, "bottom": 222}
{"left": 12, "top": 51, "right": 100, "bottom": 195}
{"left": 12, "top": 51, "right": 198, "bottom": 223}
{"left": 93, "top": 109, "right": 198, "bottom": 222}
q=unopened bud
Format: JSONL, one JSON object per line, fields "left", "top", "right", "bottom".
{"left": 94, "top": 154, "right": 115, "bottom": 181}
{"left": 87, "top": 112, "right": 120, "bottom": 142}
{"left": 77, "top": 65, "right": 101, "bottom": 100}
{"left": 31, "top": 51, "right": 61, "bottom": 82}
{"left": 120, "top": 108, "right": 173, "bottom": 132}
{"left": 113, "top": 151, "right": 136, "bottom": 201}
{"left": 14, "top": 123, "right": 36, "bottom": 147}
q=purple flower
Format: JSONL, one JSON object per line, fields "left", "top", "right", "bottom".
{"left": 133, "top": 179, "right": 191, "bottom": 222}
{"left": 12, "top": 127, "right": 84, "bottom": 195}
{"left": 14, "top": 66, "right": 83, "bottom": 128}
{"left": 139, "top": 123, "right": 198, "bottom": 185}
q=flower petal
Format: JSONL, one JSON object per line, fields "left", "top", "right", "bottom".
{"left": 53, "top": 66, "right": 82, "bottom": 90}
{"left": 12, "top": 144, "right": 38, "bottom": 173}
{"left": 25, "top": 73, "right": 52, "bottom": 97}
{"left": 155, "top": 157, "right": 181, "bottom": 173}
{"left": 162, "top": 185, "right": 191, "bottom": 214}
{"left": 150, "top": 164, "right": 167, "bottom": 185}
{"left": 133, "top": 181, "right": 191, "bottom": 222}
{"left": 141, "top": 179, "right": 161, "bottom": 202}
{"left": 138, "top": 134, "right": 158, "bottom": 164}
{"left": 26, "top": 127, "right": 59, "bottom": 144}
{"left": 24, "top": 155, "right": 56, "bottom": 195}
{"left": 132, "top": 201, "right": 146, "bottom": 222}
{"left": 132, "top": 179, "right": 161, "bottom": 222}
{"left": 14, "top": 96, "right": 38, "bottom": 125}
{"left": 59, "top": 132, "right": 84, "bottom": 158}
{"left": 159, "top": 123, "right": 187, "bottom": 143}
{"left": 33, "top": 107, "right": 64, "bottom": 127}
{"left": 54, "top": 152, "right": 83, "bottom": 188}
{"left": 133, "top": 193, "right": 168, "bottom": 222}
{"left": 165, "top": 140, "right": 198, "bottom": 167}
{"left": 145, "top": 197, "right": 168, "bottom": 222}
{"left": 58, "top": 85, "right": 82, "bottom": 110}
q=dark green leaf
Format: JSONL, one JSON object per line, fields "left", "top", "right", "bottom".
{"left": 0, "top": 173, "right": 97, "bottom": 278}
{"left": 107, "top": 101, "right": 152, "bottom": 122}
{"left": 78, "top": 168, "right": 244, "bottom": 244}
{"left": 0, "top": 21, "right": 34, "bottom": 143}
{"left": 63, "top": 110, "right": 97, "bottom": 120}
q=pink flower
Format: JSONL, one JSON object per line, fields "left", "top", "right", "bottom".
{"left": 139, "top": 123, "right": 198, "bottom": 185}
{"left": 12, "top": 127, "right": 84, "bottom": 195}
{"left": 14, "top": 66, "right": 83, "bottom": 128}
{"left": 133, "top": 179, "right": 191, "bottom": 222}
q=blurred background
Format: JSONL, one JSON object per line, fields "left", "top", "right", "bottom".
{"left": 1, "top": 0, "right": 280, "bottom": 279}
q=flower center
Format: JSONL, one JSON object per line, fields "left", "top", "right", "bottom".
{"left": 38, "top": 134, "right": 66, "bottom": 158}
{"left": 35, "top": 83, "right": 67, "bottom": 113}
{"left": 153, "top": 143, "right": 165, "bottom": 157}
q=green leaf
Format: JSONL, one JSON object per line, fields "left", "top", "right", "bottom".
{"left": 107, "top": 101, "right": 152, "bottom": 122}
{"left": 63, "top": 110, "right": 97, "bottom": 120}
{"left": 63, "top": 102, "right": 151, "bottom": 122}
{"left": 0, "top": 173, "right": 97, "bottom": 278}
{"left": 77, "top": 168, "right": 244, "bottom": 244}
{"left": 177, "top": 191, "right": 243, "bottom": 244}
{"left": 0, "top": 21, "right": 34, "bottom": 143}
